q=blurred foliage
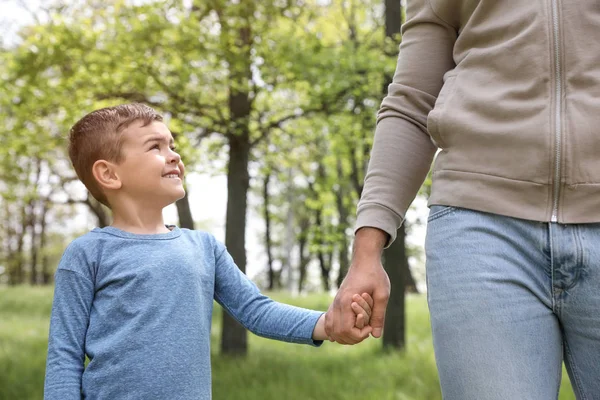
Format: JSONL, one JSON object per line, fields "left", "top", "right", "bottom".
{"left": 0, "top": 0, "right": 427, "bottom": 288}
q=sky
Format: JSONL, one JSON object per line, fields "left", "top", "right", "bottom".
{"left": 3, "top": 0, "right": 429, "bottom": 290}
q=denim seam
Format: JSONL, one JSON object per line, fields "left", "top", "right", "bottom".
{"left": 574, "top": 226, "right": 584, "bottom": 289}
{"left": 549, "top": 224, "right": 557, "bottom": 313}
{"left": 554, "top": 340, "right": 562, "bottom": 400}
{"left": 427, "top": 206, "right": 457, "bottom": 223}
{"left": 564, "top": 338, "right": 587, "bottom": 400}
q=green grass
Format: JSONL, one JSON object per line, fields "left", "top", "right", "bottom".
{"left": 1, "top": 286, "right": 576, "bottom": 400}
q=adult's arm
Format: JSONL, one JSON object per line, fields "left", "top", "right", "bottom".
{"left": 327, "top": 0, "right": 457, "bottom": 343}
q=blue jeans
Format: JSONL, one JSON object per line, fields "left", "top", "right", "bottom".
{"left": 425, "top": 206, "right": 600, "bottom": 400}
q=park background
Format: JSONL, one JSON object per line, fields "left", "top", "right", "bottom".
{"left": 0, "top": 0, "right": 577, "bottom": 398}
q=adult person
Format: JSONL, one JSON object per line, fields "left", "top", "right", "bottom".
{"left": 325, "top": 1, "right": 600, "bottom": 398}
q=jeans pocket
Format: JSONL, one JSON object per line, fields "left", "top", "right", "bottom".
{"left": 427, "top": 205, "right": 457, "bottom": 223}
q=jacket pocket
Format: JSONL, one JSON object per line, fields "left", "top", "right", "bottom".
{"left": 427, "top": 74, "right": 457, "bottom": 149}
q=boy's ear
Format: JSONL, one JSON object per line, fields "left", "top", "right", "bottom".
{"left": 92, "top": 160, "right": 122, "bottom": 191}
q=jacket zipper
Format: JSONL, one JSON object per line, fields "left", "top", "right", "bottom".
{"left": 550, "top": 0, "right": 562, "bottom": 223}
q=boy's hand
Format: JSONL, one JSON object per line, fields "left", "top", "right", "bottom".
{"left": 352, "top": 293, "right": 374, "bottom": 329}
{"left": 313, "top": 293, "right": 374, "bottom": 343}
{"left": 325, "top": 292, "right": 374, "bottom": 344}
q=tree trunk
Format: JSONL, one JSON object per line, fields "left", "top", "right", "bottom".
{"left": 220, "top": 6, "right": 254, "bottom": 355}
{"left": 314, "top": 207, "right": 331, "bottom": 292}
{"left": 404, "top": 224, "right": 419, "bottom": 293}
{"left": 382, "top": 225, "right": 407, "bottom": 350}
{"left": 29, "top": 159, "right": 42, "bottom": 285}
{"left": 297, "top": 238, "right": 309, "bottom": 293}
{"left": 317, "top": 248, "right": 330, "bottom": 292}
{"left": 221, "top": 133, "right": 251, "bottom": 356}
{"left": 335, "top": 159, "right": 350, "bottom": 288}
{"left": 262, "top": 172, "right": 277, "bottom": 290}
{"left": 175, "top": 189, "right": 194, "bottom": 229}
{"left": 381, "top": 0, "right": 407, "bottom": 351}
{"left": 29, "top": 203, "right": 39, "bottom": 285}
{"left": 86, "top": 194, "right": 110, "bottom": 227}
{"left": 283, "top": 168, "right": 295, "bottom": 292}
{"left": 405, "top": 266, "right": 418, "bottom": 293}
{"left": 297, "top": 217, "right": 310, "bottom": 293}
{"left": 336, "top": 235, "right": 349, "bottom": 288}
{"left": 13, "top": 202, "right": 28, "bottom": 285}
{"left": 385, "top": 0, "right": 403, "bottom": 39}
{"left": 40, "top": 199, "right": 51, "bottom": 285}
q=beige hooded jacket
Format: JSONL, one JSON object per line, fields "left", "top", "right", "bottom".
{"left": 356, "top": 0, "right": 600, "bottom": 243}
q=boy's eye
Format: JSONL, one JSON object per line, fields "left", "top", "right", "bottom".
{"left": 150, "top": 144, "right": 160, "bottom": 150}
{"left": 170, "top": 146, "right": 177, "bottom": 151}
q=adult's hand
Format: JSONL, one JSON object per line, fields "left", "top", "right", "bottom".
{"left": 325, "top": 227, "right": 391, "bottom": 344}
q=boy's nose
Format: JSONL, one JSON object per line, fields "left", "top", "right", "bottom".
{"left": 168, "top": 151, "right": 181, "bottom": 164}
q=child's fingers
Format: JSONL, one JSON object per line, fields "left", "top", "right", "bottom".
{"left": 351, "top": 301, "right": 366, "bottom": 318}
{"left": 355, "top": 313, "right": 365, "bottom": 329}
{"left": 362, "top": 292, "right": 374, "bottom": 310}
{"left": 351, "top": 302, "right": 370, "bottom": 327}
{"left": 352, "top": 294, "right": 372, "bottom": 318}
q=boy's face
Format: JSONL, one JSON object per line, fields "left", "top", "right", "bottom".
{"left": 113, "top": 120, "right": 186, "bottom": 207}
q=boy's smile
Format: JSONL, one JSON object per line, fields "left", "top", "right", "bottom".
{"left": 114, "top": 120, "right": 186, "bottom": 207}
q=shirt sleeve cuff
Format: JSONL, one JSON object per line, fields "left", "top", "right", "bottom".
{"left": 355, "top": 203, "right": 404, "bottom": 248}
{"left": 307, "top": 311, "right": 325, "bottom": 347}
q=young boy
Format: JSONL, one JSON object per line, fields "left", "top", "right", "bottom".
{"left": 44, "top": 103, "right": 373, "bottom": 400}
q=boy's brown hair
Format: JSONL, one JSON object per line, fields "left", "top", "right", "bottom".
{"left": 68, "top": 103, "right": 163, "bottom": 207}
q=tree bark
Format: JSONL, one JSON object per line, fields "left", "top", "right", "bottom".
{"left": 29, "top": 159, "right": 42, "bottom": 285}
{"left": 86, "top": 194, "right": 110, "bottom": 227}
{"left": 40, "top": 199, "right": 51, "bottom": 285}
{"left": 383, "top": 225, "right": 407, "bottom": 350}
{"left": 314, "top": 206, "right": 331, "bottom": 292}
{"left": 29, "top": 200, "right": 39, "bottom": 285}
{"left": 175, "top": 189, "right": 195, "bottom": 229}
{"left": 385, "top": 0, "right": 403, "bottom": 39}
{"left": 381, "top": 0, "right": 407, "bottom": 351}
{"left": 220, "top": 4, "right": 254, "bottom": 355}
{"left": 12, "top": 203, "right": 27, "bottom": 285}
{"left": 221, "top": 133, "right": 251, "bottom": 356}
{"left": 335, "top": 159, "right": 350, "bottom": 288}
{"left": 262, "top": 172, "right": 277, "bottom": 290}
{"left": 298, "top": 235, "right": 310, "bottom": 293}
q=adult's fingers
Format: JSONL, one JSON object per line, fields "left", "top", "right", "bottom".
{"left": 350, "top": 325, "right": 373, "bottom": 342}
{"left": 360, "top": 325, "right": 373, "bottom": 337}
{"left": 336, "top": 308, "right": 374, "bottom": 344}
{"left": 336, "top": 296, "right": 364, "bottom": 343}
{"left": 370, "top": 289, "right": 389, "bottom": 338}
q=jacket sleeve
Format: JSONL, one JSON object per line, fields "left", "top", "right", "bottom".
{"left": 355, "top": 0, "right": 457, "bottom": 245}
{"left": 212, "top": 239, "right": 323, "bottom": 346}
{"left": 44, "top": 244, "right": 95, "bottom": 400}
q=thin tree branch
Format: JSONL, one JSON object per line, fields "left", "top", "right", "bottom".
{"left": 144, "top": 67, "right": 228, "bottom": 129}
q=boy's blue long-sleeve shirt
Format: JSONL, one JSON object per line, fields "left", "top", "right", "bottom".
{"left": 44, "top": 227, "right": 323, "bottom": 400}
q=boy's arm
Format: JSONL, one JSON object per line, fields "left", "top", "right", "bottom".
{"left": 44, "top": 244, "right": 94, "bottom": 400}
{"left": 213, "top": 241, "right": 324, "bottom": 346}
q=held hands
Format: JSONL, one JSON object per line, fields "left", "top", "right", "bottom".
{"left": 313, "top": 293, "right": 374, "bottom": 342}
{"left": 351, "top": 293, "right": 374, "bottom": 331}
{"left": 324, "top": 228, "right": 391, "bottom": 345}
